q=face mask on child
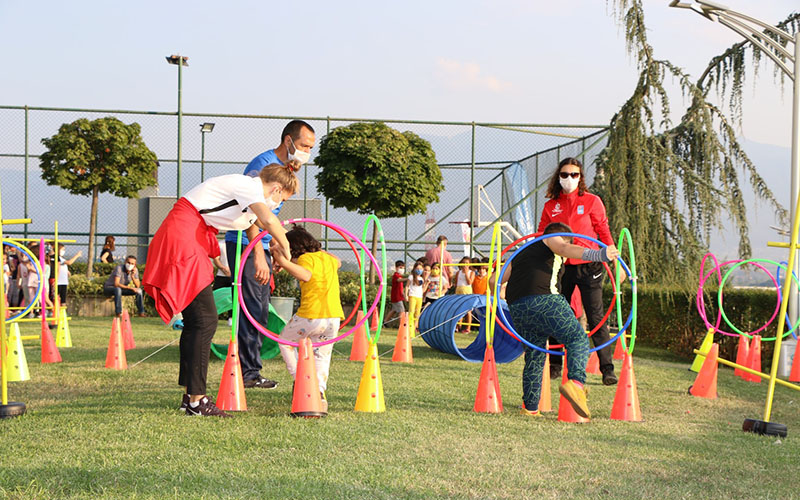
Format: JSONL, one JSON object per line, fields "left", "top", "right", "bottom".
{"left": 414, "top": 269, "right": 423, "bottom": 275}
{"left": 431, "top": 269, "right": 440, "bottom": 277}
{"left": 397, "top": 268, "right": 405, "bottom": 274}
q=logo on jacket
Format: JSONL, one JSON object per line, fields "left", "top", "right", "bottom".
{"left": 577, "top": 205, "right": 584, "bottom": 215}
{"left": 552, "top": 203, "right": 563, "bottom": 216}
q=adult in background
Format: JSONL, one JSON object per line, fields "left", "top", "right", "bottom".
{"left": 224, "top": 119, "right": 315, "bottom": 389}
{"left": 424, "top": 236, "right": 454, "bottom": 293}
{"left": 538, "top": 157, "right": 619, "bottom": 385}
{"left": 99, "top": 235, "right": 116, "bottom": 263}
{"left": 103, "top": 255, "right": 146, "bottom": 318}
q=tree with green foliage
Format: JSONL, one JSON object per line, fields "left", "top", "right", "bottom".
{"left": 595, "top": 1, "right": 799, "bottom": 287}
{"left": 315, "top": 121, "right": 443, "bottom": 281}
{"left": 39, "top": 117, "right": 158, "bottom": 276}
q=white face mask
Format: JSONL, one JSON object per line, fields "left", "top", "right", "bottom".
{"left": 559, "top": 176, "right": 579, "bottom": 193}
{"left": 59, "top": 249, "right": 66, "bottom": 257}
{"left": 287, "top": 137, "right": 311, "bottom": 165}
{"left": 265, "top": 188, "right": 283, "bottom": 212}
{"left": 125, "top": 263, "right": 135, "bottom": 272}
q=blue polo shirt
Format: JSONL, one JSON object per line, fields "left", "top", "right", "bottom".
{"left": 224, "top": 149, "right": 284, "bottom": 249}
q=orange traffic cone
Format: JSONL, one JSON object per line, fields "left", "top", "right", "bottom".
{"left": 216, "top": 340, "right": 247, "bottom": 411}
{"left": 538, "top": 349, "right": 553, "bottom": 413}
{"left": 290, "top": 338, "right": 326, "bottom": 417}
{"left": 40, "top": 321, "right": 62, "bottom": 364}
{"left": 370, "top": 309, "right": 379, "bottom": 331}
{"left": 104, "top": 317, "right": 127, "bottom": 370}
{"left": 586, "top": 351, "right": 601, "bottom": 375}
{"left": 121, "top": 310, "right": 136, "bottom": 350}
{"left": 613, "top": 335, "right": 625, "bottom": 360}
{"left": 391, "top": 312, "right": 413, "bottom": 363}
{"left": 474, "top": 344, "right": 503, "bottom": 413}
{"left": 689, "top": 343, "right": 718, "bottom": 398}
{"left": 745, "top": 335, "right": 762, "bottom": 383}
{"left": 789, "top": 341, "right": 800, "bottom": 383}
{"left": 557, "top": 357, "right": 589, "bottom": 423}
{"left": 349, "top": 310, "right": 368, "bottom": 361}
{"left": 734, "top": 334, "right": 750, "bottom": 379}
{"left": 610, "top": 353, "right": 643, "bottom": 421}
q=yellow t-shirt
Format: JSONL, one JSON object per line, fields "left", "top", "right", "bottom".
{"left": 296, "top": 251, "right": 344, "bottom": 320}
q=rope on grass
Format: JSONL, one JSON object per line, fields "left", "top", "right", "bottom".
{"left": 129, "top": 338, "right": 179, "bottom": 368}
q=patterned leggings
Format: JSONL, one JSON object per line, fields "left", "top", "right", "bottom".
{"left": 509, "top": 294, "right": 590, "bottom": 410}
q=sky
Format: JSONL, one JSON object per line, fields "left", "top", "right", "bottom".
{"left": 0, "top": 0, "right": 796, "bottom": 147}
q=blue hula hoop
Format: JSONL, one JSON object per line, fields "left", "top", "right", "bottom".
{"left": 494, "top": 232, "right": 634, "bottom": 356}
{"left": 3, "top": 239, "right": 42, "bottom": 323}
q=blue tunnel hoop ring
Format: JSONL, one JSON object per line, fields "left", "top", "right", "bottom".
{"left": 236, "top": 218, "right": 384, "bottom": 348}
{"left": 494, "top": 232, "right": 635, "bottom": 356}
{"left": 2, "top": 239, "right": 42, "bottom": 323}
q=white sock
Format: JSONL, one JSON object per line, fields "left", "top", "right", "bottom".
{"left": 189, "top": 400, "right": 200, "bottom": 408}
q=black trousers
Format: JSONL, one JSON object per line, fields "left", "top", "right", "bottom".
{"left": 549, "top": 262, "right": 614, "bottom": 373}
{"left": 178, "top": 284, "right": 218, "bottom": 395}
{"left": 226, "top": 240, "right": 271, "bottom": 382}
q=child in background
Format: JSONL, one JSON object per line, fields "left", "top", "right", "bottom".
{"left": 273, "top": 225, "right": 344, "bottom": 413}
{"left": 472, "top": 257, "right": 489, "bottom": 295}
{"left": 454, "top": 257, "right": 476, "bottom": 333}
{"left": 383, "top": 260, "right": 406, "bottom": 328}
{"left": 56, "top": 245, "right": 82, "bottom": 306}
{"left": 422, "top": 263, "right": 441, "bottom": 311}
{"left": 405, "top": 260, "right": 425, "bottom": 332}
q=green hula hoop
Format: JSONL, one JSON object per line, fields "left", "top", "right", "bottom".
{"left": 360, "top": 215, "right": 388, "bottom": 344}
{"left": 614, "top": 228, "right": 638, "bottom": 355}
{"left": 717, "top": 258, "right": 800, "bottom": 341}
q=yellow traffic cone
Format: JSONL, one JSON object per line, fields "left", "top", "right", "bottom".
{"left": 355, "top": 342, "right": 385, "bottom": 412}
{"left": 55, "top": 307, "right": 72, "bottom": 348}
{"left": 5, "top": 322, "right": 30, "bottom": 382}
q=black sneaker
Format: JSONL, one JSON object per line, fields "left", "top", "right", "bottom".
{"left": 179, "top": 393, "right": 189, "bottom": 413}
{"left": 243, "top": 376, "right": 278, "bottom": 389}
{"left": 602, "top": 370, "right": 618, "bottom": 386}
{"left": 185, "top": 396, "right": 232, "bottom": 418}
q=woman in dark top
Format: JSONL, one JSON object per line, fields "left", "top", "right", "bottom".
{"left": 501, "top": 222, "right": 618, "bottom": 419}
{"left": 99, "top": 235, "right": 115, "bottom": 263}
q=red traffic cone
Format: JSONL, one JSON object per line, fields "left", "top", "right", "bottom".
{"left": 290, "top": 338, "right": 326, "bottom": 418}
{"left": 734, "top": 334, "right": 750, "bottom": 379}
{"left": 104, "top": 317, "right": 127, "bottom": 370}
{"left": 391, "top": 312, "right": 413, "bottom": 363}
{"left": 121, "top": 310, "right": 136, "bottom": 350}
{"left": 557, "top": 359, "right": 589, "bottom": 423}
{"left": 349, "top": 310, "right": 368, "bottom": 361}
{"left": 216, "top": 340, "right": 247, "bottom": 411}
{"left": 745, "top": 335, "right": 762, "bottom": 383}
{"left": 538, "top": 349, "right": 553, "bottom": 413}
{"left": 40, "top": 321, "right": 62, "bottom": 364}
{"left": 610, "top": 353, "right": 643, "bottom": 421}
{"left": 370, "top": 309, "right": 379, "bottom": 331}
{"left": 474, "top": 344, "right": 503, "bottom": 413}
{"left": 586, "top": 351, "right": 601, "bottom": 375}
{"left": 689, "top": 343, "right": 718, "bottom": 398}
{"left": 789, "top": 341, "right": 800, "bottom": 383}
{"left": 613, "top": 335, "right": 625, "bottom": 360}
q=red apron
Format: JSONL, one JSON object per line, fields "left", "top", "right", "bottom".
{"left": 143, "top": 197, "right": 220, "bottom": 323}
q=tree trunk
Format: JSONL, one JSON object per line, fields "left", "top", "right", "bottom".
{"left": 369, "top": 221, "right": 378, "bottom": 285}
{"left": 86, "top": 185, "right": 99, "bottom": 277}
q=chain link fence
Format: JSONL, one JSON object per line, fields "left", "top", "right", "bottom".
{"left": 0, "top": 105, "right": 608, "bottom": 266}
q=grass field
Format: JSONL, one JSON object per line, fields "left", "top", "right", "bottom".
{"left": 1, "top": 317, "right": 799, "bottom": 499}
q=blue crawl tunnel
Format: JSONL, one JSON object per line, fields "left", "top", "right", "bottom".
{"left": 418, "top": 294, "right": 523, "bottom": 363}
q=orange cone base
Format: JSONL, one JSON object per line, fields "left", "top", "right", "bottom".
{"left": 349, "top": 311, "right": 369, "bottom": 362}
{"left": 586, "top": 351, "right": 601, "bottom": 375}
{"left": 40, "top": 323, "right": 62, "bottom": 364}
{"left": 391, "top": 313, "right": 413, "bottom": 363}
{"left": 474, "top": 345, "right": 503, "bottom": 413}
{"left": 734, "top": 334, "right": 750, "bottom": 379}
{"left": 745, "top": 336, "right": 762, "bottom": 383}
{"left": 610, "top": 353, "right": 643, "bottom": 422}
{"left": 290, "top": 338, "right": 327, "bottom": 418}
{"left": 557, "top": 363, "right": 589, "bottom": 423}
{"left": 613, "top": 336, "right": 625, "bottom": 361}
{"left": 216, "top": 341, "right": 247, "bottom": 411}
{"left": 104, "top": 318, "right": 127, "bottom": 370}
{"left": 121, "top": 310, "right": 136, "bottom": 350}
{"left": 538, "top": 351, "right": 552, "bottom": 413}
{"left": 688, "top": 343, "right": 718, "bottom": 399}
{"left": 789, "top": 344, "right": 800, "bottom": 382}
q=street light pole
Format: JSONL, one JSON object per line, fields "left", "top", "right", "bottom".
{"left": 200, "top": 123, "right": 215, "bottom": 183}
{"left": 670, "top": 0, "right": 798, "bottom": 437}
{"left": 166, "top": 54, "right": 189, "bottom": 198}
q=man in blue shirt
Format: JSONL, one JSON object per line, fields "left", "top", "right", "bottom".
{"left": 226, "top": 119, "right": 316, "bottom": 388}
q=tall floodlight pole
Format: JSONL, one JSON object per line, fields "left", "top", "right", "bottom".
{"left": 200, "top": 122, "right": 215, "bottom": 183}
{"left": 166, "top": 54, "right": 189, "bottom": 198}
{"left": 670, "top": 0, "right": 798, "bottom": 438}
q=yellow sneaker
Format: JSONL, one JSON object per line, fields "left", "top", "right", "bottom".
{"left": 519, "top": 407, "right": 543, "bottom": 417}
{"left": 559, "top": 380, "right": 591, "bottom": 419}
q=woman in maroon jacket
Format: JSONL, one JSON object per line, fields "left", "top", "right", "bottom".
{"left": 537, "top": 157, "right": 619, "bottom": 385}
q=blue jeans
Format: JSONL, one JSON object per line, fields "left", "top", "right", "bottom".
{"left": 103, "top": 285, "right": 144, "bottom": 315}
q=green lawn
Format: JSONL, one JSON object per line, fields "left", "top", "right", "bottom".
{"left": 1, "top": 317, "right": 799, "bottom": 499}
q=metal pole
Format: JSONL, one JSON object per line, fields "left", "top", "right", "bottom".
{"left": 303, "top": 162, "right": 308, "bottom": 222}
{"left": 469, "top": 122, "right": 476, "bottom": 256}
{"left": 200, "top": 131, "right": 206, "bottom": 183}
{"left": 788, "top": 31, "right": 800, "bottom": 363}
{"left": 324, "top": 117, "right": 330, "bottom": 251}
{"left": 177, "top": 60, "right": 183, "bottom": 199}
{"left": 24, "top": 105, "right": 29, "bottom": 239}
